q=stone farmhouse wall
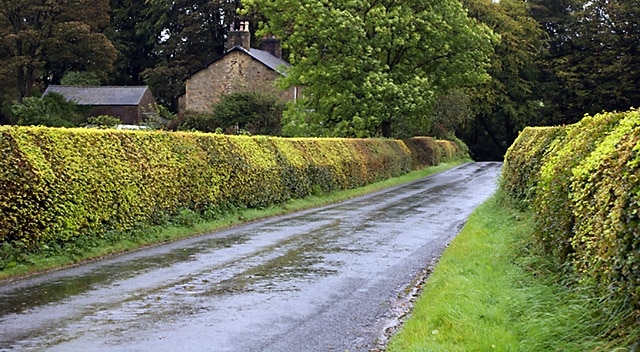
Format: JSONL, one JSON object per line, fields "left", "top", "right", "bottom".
{"left": 183, "top": 50, "right": 296, "bottom": 113}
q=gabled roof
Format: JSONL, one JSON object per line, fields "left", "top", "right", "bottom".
{"left": 235, "top": 46, "right": 290, "bottom": 72}
{"left": 188, "top": 46, "right": 290, "bottom": 79}
{"left": 43, "top": 85, "right": 152, "bottom": 106}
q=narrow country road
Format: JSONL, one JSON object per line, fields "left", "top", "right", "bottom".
{"left": 0, "top": 162, "right": 502, "bottom": 352}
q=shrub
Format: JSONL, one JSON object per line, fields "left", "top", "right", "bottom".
{"left": 0, "top": 128, "right": 463, "bottom": 255}
{"left": 531, "top": 111, "right": 626, "bottom": 263}
{"left": 12, "top": 93, "right": 85, "bottom": 127}
{"left": 569, "top": 109, "right": 640, "bottom": 306}
{"left": 180, "top": 92, "right": 285, "bottom": 135}
{"left": 212, "top": 92, "right": 284, "bottom": 135}
{"left": 179, "top": 111, "right": 219, "bottom": 133}
{"left": 85, "top": 115, "right": 121, "bottom": 129}
{"left": 502, "top": 126, "right": 566, "bottom": 209}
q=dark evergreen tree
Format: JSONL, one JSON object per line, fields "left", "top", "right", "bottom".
{"left": 0, "top": 0, "right": 116, "bottom": 101}
{"left": 531, "top": 0, "right": 640, "bottom": 124}
{"left": 138, "top": 0, "right": 242, "bottom": 109}
{"left": 104, "top": 0, "right": 158, "bottom": 85}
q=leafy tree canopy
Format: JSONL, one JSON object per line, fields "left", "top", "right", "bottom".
{"left": 531, "top": 0, "right": 640, "bottom": 124}
{"left": 0, "top": 0, "right": 117, "bottom": 100}
{"left": 243, "top": 0, "right": 497, "bottom": 138}
{"left": 460, "top": 0, "right": 548, "bottom": 160}
{"left": 61, "top": 71, "right": 102, "bottom": 86}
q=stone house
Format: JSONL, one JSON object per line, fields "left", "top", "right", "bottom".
{"left": 43, "top": 85, "right": 156, "bottom": 125}
{"left": 180, "top": 22, "right": 298, "bottom": 113}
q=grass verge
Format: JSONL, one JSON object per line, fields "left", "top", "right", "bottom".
{"left": 386, "top": 193, "right": 639, "bottom": 352}
{"left": 0, "top": 160, "right": 468, "bottom": 282}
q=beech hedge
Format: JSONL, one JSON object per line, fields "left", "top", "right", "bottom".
{"left": 533, "top": 111, "right": 627, "bottom": 262}
{"left": 502, "top": 126, "right": 566, "bottom": 209}
{"left": 0, "top": 127, "right": 465, "bottom": 254}
{"left": 570, "top": 110, "right": 640, "bottom": 306}
{"left": 502, "top": 108, "right": 640, "bottom": 310}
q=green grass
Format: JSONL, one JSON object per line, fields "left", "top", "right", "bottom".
{"left": 0, "top": 160, "right": 468, "bottom": 281}
{"left": 386, "top": 193, "right": 639, "bottom": 352}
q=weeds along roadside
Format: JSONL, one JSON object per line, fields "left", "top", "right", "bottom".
{"left": 386, "top": 191, "right": 639, "bottom": 352}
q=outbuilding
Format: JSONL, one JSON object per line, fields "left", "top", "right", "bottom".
{"left": 43, "top": 85, "right": 157, "bottom": 125}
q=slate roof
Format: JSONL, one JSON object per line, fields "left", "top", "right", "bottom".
{"left": 235, "top": 46, "right": 290, "bottom": 72}
{"left": 43, "top": 85, "right": 152, "bottom": 106}
{"left": 188, "top": 46, "right": 290, "bottom": 79}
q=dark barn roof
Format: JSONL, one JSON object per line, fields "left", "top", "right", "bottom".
{"left": 43, "top": 86, "right": 152, "bottom": 106}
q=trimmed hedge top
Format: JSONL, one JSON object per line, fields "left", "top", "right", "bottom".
{"left": 0, "top": 127, "right": 465, "bottom": 254}
{"left": 502, "top": 108, "right": 640, "bottom": 311}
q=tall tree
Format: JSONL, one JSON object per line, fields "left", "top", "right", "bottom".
{"left": 531, "top": 0, "right": 640, "bottom": 124}
{"left": 0, "top": 0, "right": 116, "bottom": 100}
{"left": 104, "top": 0, "right": 157, "bottom": 86}
{"left": 460, "top": 0, "right": 548, "bottom": 160}
{"left": 244, "top": 0, "right": 497, "bottom": 138}
{"left": 139, "top": 0, "right": 242, "bottom": 109}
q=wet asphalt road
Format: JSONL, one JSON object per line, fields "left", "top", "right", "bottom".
{"left": 0, "top": 162, "right": 501, "bottom": 352}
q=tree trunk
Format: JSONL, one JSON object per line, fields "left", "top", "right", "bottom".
{"left": 381, "top": 120, "right": 392, "bottom": 138}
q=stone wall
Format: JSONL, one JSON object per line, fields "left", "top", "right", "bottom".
{"left": 183, "top": 50, "right": 296, "bottom": 113}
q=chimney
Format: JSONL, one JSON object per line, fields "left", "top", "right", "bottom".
{"left": 227, "top": 21, "right": 250, "bottom": 50}
{"left": 259, "top": 34, "right": 282, "bottom": 59}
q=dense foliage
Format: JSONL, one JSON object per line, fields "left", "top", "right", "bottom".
{"left": 460, "top": 0, "right": 547, "bottom": 160}
{"left": 533, "top": 111, "right": 626, "bottom": 262}
{"left": 0, "top": 127, "right": 465, "bottom": 262}
{"left": 501, "top": 126, "right": 565, "bottom": 209}
{"left": 1, "top": 0, "right": 639, "bottom": 160}
{"left": 181, "top": 92, "right": 285, "bottom": 135}
{"left": 135, "top": 0, "right": 243, "bottom": 109}
{"left": 502, "top": 108, "right": 640, "bottom": 315}
{"left": 570, "top": 112, "right": 640, "bottom": 308}
{"left": 243, "top": 0, "right": 497, "bottom": 138}
{"left": 530, "top": 0, "right": 640, "bottom": 125}
{"left": 0, "top": 0, "right": 116, "bottom": 101}
{"left": 11, "top": 93, "right": 86, "bottom": 128}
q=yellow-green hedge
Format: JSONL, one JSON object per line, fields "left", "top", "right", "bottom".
{"left": 502, "top": 108, "right": 640, "bottom": 310}
{"left": 502, "top": 126, "right": 566, "bottom": 209}
{"left": 570, "top": 110, "right": 640, "bottom": 306}
{"left": 533, "top": 111, "right": 627, "bottom": 262}
{"left": 0, "top": 127, "right": 465, "bottom": 252}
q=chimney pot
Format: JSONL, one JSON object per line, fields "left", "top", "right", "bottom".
{"left": 227, "top": 21, "right": 251, "bottom": 50}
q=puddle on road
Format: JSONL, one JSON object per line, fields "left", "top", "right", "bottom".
{"left": 205, "top": 242, "right": 336, "bottom": 295}
{"left": 202, "top": 220, "right": 345, "bottom": 296}
{"left": 0, "top": 234, "right": 249, "bottom": 316}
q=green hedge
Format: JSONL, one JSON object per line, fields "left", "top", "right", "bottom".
{"left": 570, "top": 110, "right": 640, "bottom": 305}
{"left": 532, "top": 111, "right": 626, "bottom": 262}
{"left": 502, "top": 108, "right": 640, "bottom": 312}
{"left": 0, "top": 127, "right": 465, "bottom": 254}
{"left": 501, "top": 126, "right": 566, "bottom": 209}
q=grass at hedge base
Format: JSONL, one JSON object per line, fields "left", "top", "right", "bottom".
{"left": 386, "top": 193, "right": 639, "bottom": 352}
{"left": 0, "top": 160, "right": 467, "bottom": 281}
{"left": 501, "top": 108, "right": 640, "bottom": 322}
